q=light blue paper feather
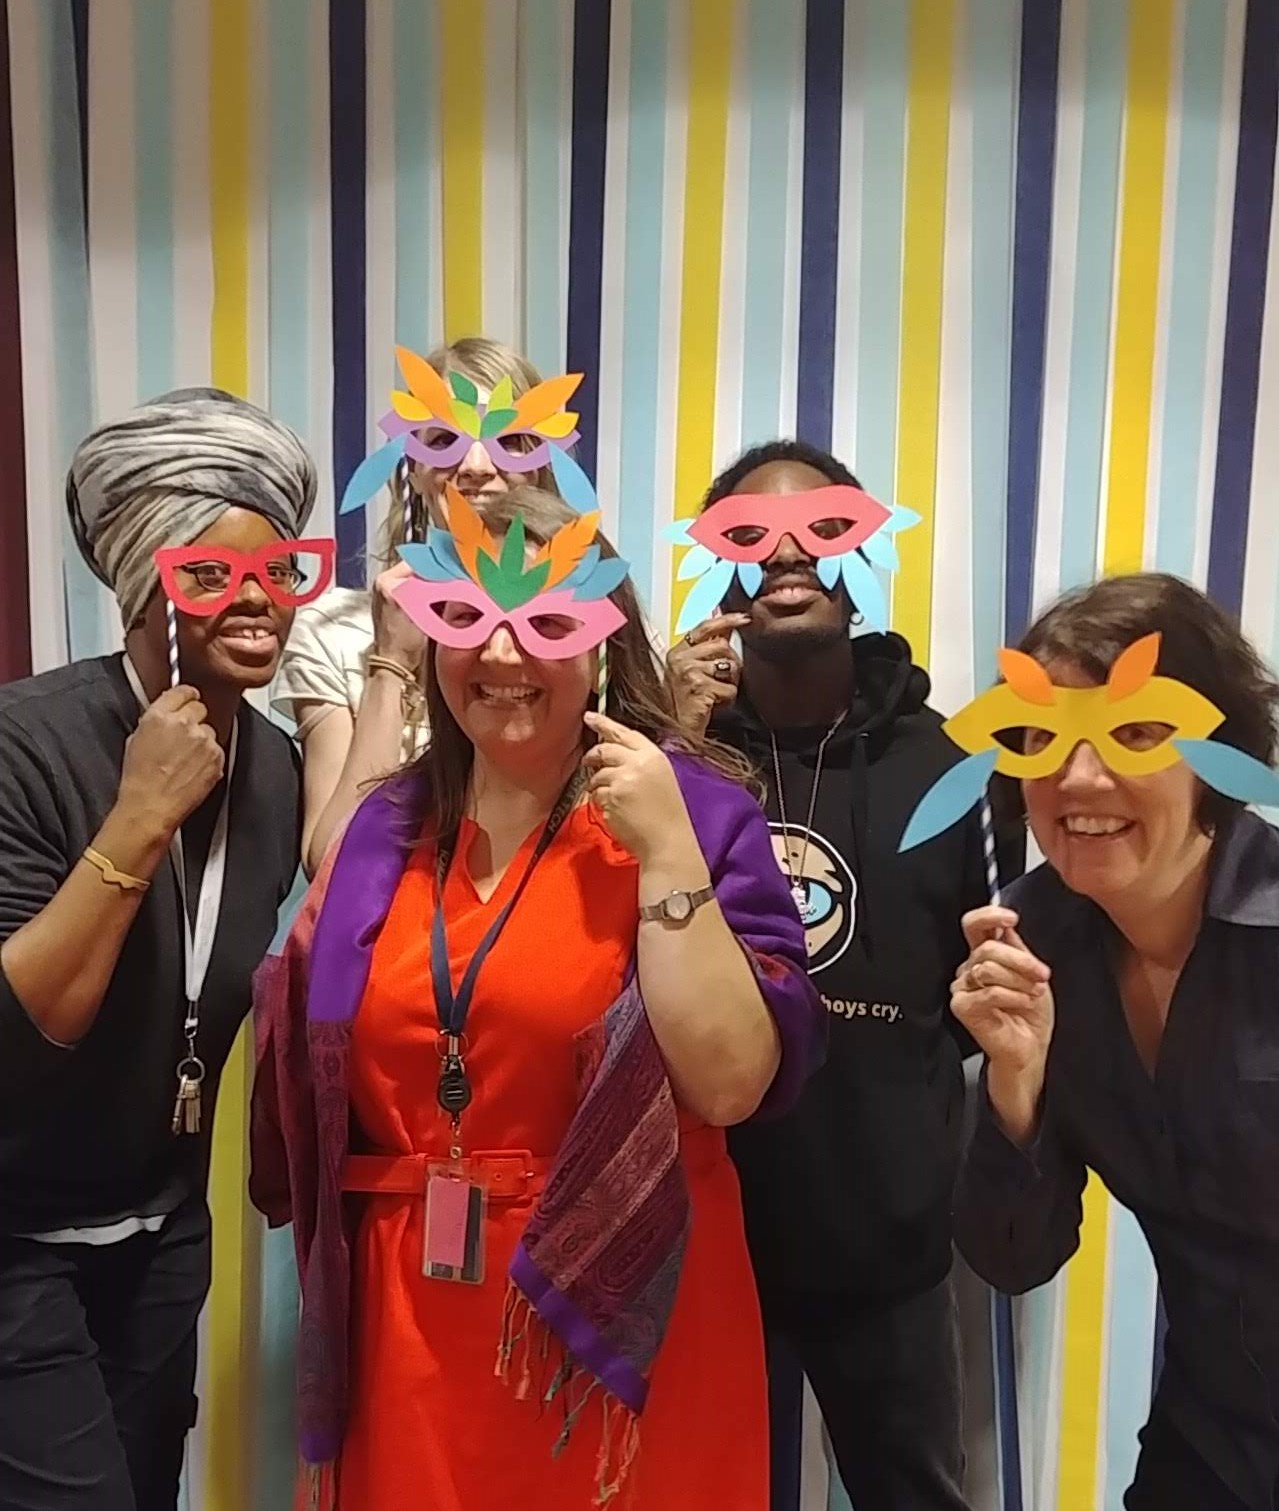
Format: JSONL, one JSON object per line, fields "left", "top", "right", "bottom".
{"left": 549, "top": 446, "right": 599, "bottom": 515}
{"left": 816, "top": 556, "right": 841, "bottom": 590}
{"left": 737, "top": 561, "right": 764, "bottom": 597}
{"left": 674, "top": 557, "right": 736, "bottom": 636}
{"left": 842, "top": 551, "right": 889, "bottom": 632}
{"left": 338, "top": 436, "right": 406, "bottom": 515}
{"left": 899, "top": 749, "right": 999, "bottom": 852}
{"left": 677, "top": 542, "right": 719, "bottom": 581}
{"left": 1175, "top": 738, "right": 1279, "bottom": 806}
{"left": 571, "top": 556, "right": 630, "bottom": 600}
{"left": 862, "top": 530, "right": 901, "bottom": 572}
{"left": 560, "top": 544, "right": 602, "bottom": 590}
{"left": 663, "top": 519, "right": 695, "bottom": 545}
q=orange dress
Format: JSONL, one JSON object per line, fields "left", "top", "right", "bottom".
{"left": 335, "top": 807, "right": 770, "bottom": 1511}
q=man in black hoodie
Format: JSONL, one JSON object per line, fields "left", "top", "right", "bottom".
{"left": 669, "top": 440, "right": 1024, "bottom": 1511}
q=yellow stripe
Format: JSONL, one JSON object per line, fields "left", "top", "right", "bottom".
{"left": 1102, "top": 0, "right": 1174, "bottom": 574}
{"left": 669, "top": 0, "right": 736, "bottom": 643}
{"left": 440, "top": 0, "right": 485, "bottom": 340}
{"left": 1057, "top": 1175, "right": 1113, "bottom": 1510}
{"left": 207, "top": 3, "right": 260, "bottom": 1505}
{"left": 894, "top": 0, "right": 953, "bottom": 666}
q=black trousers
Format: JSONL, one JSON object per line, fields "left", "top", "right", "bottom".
{"left": 763, "top": 1276, "right": 970, "bottom": 1511}
{"left": 0, "top": 1197, "right": 210, "bottom": 1511}
{"left": 1124, "top": 1407, "right": 1258, "bottom": 1511}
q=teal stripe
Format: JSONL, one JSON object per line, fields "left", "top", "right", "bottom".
{"left": 268, "top": 0, "right": 312, "bottom": 435}
{"left": 1154, "top": 0, "right": 1228, "bottom": 578}
{"left": 1103, "top": 1206, "right": 1159, "bottom": 1510}
{"left": 739, "top": 0, "right": 799, "bottom": 449}
{"left": 521, "top": 0, "right": 564, "bottom": 374}
{"left": 134, "top": 0, "right": 173, "bottom": 398}
{"left": 615, "top": 0, "right": 668, "bottom": 605}
{"left": 1017, "top": 1280, "right": 1062, "bottom": 1508}
{"left": 45, "top": 0, "right": 102, "bottom": 659}
{"left": 394, "top": 0, "right": 436, "bottom": 359}
{"left": 1057, "top": 0, "right": 1128, "bottom": 593}
{"left": 969, "top": 0, "right": 1019, "bottom": 686}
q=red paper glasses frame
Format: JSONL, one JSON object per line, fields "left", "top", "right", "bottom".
{"left": 155, "top": 538, "right": 336, "bottom": 617}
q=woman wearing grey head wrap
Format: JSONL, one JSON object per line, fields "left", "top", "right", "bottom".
{"left": 0, "top": 388, "right": 314, "bottom": 1511}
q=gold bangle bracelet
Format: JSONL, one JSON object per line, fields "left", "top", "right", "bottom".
{"left": 82, "top": 846, "right": 151, "bottom": 893}
{"left": 367, "top": 655, "right": 417, "bottom": 686}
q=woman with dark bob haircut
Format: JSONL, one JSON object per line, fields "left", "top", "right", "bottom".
{"left": 951, "top": 573, "right": 1279, "bottom": 1510}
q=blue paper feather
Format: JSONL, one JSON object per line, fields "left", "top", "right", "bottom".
{"left": 1174, "top": 738, "right": 1279, "bottom": 807}
{"left": 674, "top": 557, "right": 736, "bottom": 636}
{"left": 339, "top": 436, "right": 406, "bottom": 515}
{"left": 899, "top": 749, "right": 999, "bottom": 852}
{"left": 549, "top": 447, "right": 599, "bottom": 515}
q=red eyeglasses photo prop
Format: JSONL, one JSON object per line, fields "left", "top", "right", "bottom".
{"left": 154, "top": 538, "right": 336, "bottom": 617}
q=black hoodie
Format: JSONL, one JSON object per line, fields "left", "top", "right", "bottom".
{"left": 722, "top": 632, "right": 1025, "bottom": 1311}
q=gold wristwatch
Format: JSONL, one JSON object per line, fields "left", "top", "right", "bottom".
{"left": 638, "top": 885, "right": 715, "bottom": 924}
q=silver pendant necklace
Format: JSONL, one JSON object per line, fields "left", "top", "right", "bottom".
{"left": 770, "top": 711, "right": 847, "bottom": 924}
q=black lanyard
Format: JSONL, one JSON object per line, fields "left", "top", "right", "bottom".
{"left": 429, "top": 770, "right": 585, "bottom": 1124}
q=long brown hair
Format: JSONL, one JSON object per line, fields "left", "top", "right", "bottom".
{"left": 376, "top": 336, "right": 556, "bottom": 568}
{"left": 395, "top": 486, "right": 755, "bottom": 846}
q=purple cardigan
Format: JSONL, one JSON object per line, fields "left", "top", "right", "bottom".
{"left": 250, "top": 753, "right": 824, "bottom": 1465}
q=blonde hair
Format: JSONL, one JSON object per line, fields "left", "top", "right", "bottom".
{"left": 376, "top": 336, "right": 554, "bottom": 566}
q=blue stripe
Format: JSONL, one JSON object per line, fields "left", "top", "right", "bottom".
{"left": 48, "top": 0, "right": 101, "bottom": 657}
{"left": 1207, "top": 0, "right": 1279, "bottom": 614}
{"left": 795, "top": 0, "right": 843, "bottom": 449}
{"left": 269, "top": 0, "right": 312, "bottom": 435}
{"left": 134, "top": 0, "right": 173, "bottom": 398}
{"left": 393, "top": 0, "right": 435, "bottom": 360}
{"left": 564, "top": 0, "right": 610, "bottom": 482}
{"left": 1003, "top": 0, "right": 1061, "bottom": 642}
{"left": 968, "top": 0, "right": 1020, "bottom": 686}
{"left": 1152, "top": 1288, "right": 1168, "bottom": 1389}
{"left": 993, "top": 1290, "right": 1025, "bottom": 1511}
{"left": 1057, "top": 0, "right": 1127, "bottom": 595}
{"left": 1104, "top": 1205, "right": 1160, "bottom": 1511}
{"left": 616, "top": 0, "right": 667, "bottom": 607}
{"left": 521, "top": 0, "right": 565, "bottom": 376}
{"left": 330, "top": 0, "right": 367, "bottom": 587}
{"left": 1156, "top": 0, "right": 1229, "bottom": 579}
{"left": 854, "top": 0, "right": 910, "bottom": 504}
{"left": 739, "top": 0, "right": 797, "bottom": 449}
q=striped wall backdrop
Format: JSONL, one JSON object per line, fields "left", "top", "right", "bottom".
{"left": 3, "top": 1, "right": 1279, "bottom": 1508}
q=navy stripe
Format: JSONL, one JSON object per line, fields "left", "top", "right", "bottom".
{"left": 1152, "top": 1288, "right": 1168, "bottom": 1390}
{"left": 795, "top": 0, "right": 844, "bottom": 450}
{"left": 0, "top": 0, "right": 30, "bottom": 682}
{"left": 1003, "top": 0, "right": 1061, "bottom": 643}
{"left": 69, "top": 0, "right": 89, "bottom": 241}
{"left": 994, "top": 1294, "right": 1025, "bottom": 1511}
{"left": 1206, "top": 0, "right": 1279, "bottom": 615}
{"left": 329, "top": 0, "right": 367, "bottom": 587}
{"left": 565, "top": 0, "right": 611, "bottom": 481}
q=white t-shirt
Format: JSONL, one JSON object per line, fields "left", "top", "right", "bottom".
{"left": 271, "top": 588, "right": 428, "bottom": 762}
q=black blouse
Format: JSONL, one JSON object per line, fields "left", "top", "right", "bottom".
{"left": 0, "top": 655, "right": 300, "bottom": 1234}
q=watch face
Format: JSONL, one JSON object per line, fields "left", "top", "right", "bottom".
{"left": 665, "top": 892, "right": 692, "bottom": 922}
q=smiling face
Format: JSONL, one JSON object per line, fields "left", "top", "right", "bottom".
{"left": 1022, "top": 659, "right": 1211, "bottom": 909}
{"left": 719, "top": 460, "right": 852, "bottom": 659}
{"left": 138, "top": 507, "right": 295, "bottom": 690}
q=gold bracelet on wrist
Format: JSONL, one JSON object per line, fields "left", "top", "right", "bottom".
{"left": 367, "top": 655, "right": 418, "bottom": 686}
{"left": 82, "top": 846, "right": 151, "bottom": 893}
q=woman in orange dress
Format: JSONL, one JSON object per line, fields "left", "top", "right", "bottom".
{"left": 251, "top": 478, "right": 824, "bottom": 1511}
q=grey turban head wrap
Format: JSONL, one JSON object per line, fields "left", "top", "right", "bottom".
{"left": 66, "top": 387, "right": 319, "bottom": 628}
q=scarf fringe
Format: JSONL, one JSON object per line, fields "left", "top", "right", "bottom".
{"left": 297, "top": 1461, "right": 336, "bottom": 1511}
{"left": 498, "top": 1280, "right": 642, "bottom": 1508}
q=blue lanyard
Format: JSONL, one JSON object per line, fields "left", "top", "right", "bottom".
{"left": 428, "top": 770, "right": 584, "bottom": 1120}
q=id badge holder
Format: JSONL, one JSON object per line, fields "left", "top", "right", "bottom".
{"left": 423, "top": 1157, "right": 487, "bottom": 1284}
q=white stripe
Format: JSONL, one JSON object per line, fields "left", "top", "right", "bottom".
{"left": 928, "top": 0, "right": 975, "bottom": 712}
{"left": 88, "top": 0, "right": 138, "bottom": 419}
{"left": 1141, "top": 0, "right": 1186, "bottom": 571}
{"left": 482, "top": 10, "right": 520, "bottom": 343}
{"left": 830, "top": 1, "right": 865, "bottom": 465}
{"left": 595, "top": 0, "right": 633, "bottom": 545}
{"left": 776, "top": 12, "right": 805, "bottom": 438}
{"left": 171, "top": 0, "right": 212, "bottom": 386}
{"left": 556, "top": 0, "right": 573, "bottom": 371}
{"left": 8, "top": 0, "right": 66, "bottom": 671}
{"left": 307, "top": 7, "right": 336, "bottom": 538}
{"left": 647, "top": 7, "right": 689, "bottom": 642}
{"left": 1031, "top": 0, "right": 1086, "bottom": 614}
{"left": 712, "top": 9, "right": 750, "bottom": 475}
{"left": 1192, "top": 0, "right": 1246, "bottom": 586}
{"left": 1239, "top": 118, "right": 1279, "bottom": 656}
{"left": 365, "top": 0, "right": 397, "bottom": 563}
{"left": 246, "top": 0, "right": 271, "bottom": 411}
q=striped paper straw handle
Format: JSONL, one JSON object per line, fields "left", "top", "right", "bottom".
{"left": 165, "top": 599, "right": 181, "bottom": 689}
{"left": 979, "top": 791, "right": 1001, "bottom": 908}
{"left": 596, "top": 640, "right": 609, "bottom": 714}
{"left": 402, "top": 468, "right": 415, "bottom": 543}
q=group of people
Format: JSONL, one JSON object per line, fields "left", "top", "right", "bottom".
{"left": 0, "top": 337, "right": 1275, "bottom": 1511}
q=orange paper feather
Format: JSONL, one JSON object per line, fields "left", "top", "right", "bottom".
{"left": 537, "top": 511, "right": 601, "bottom": 589}
{"left": 510, "top": 373, "right": 584, "bottom": 431}
{"left": 1106, "top": 632, "right": 1161, "bottom": 702}
{"left": 442, "top": 483, "right": 494, "bottom": 581}
{"left": 997, "top": 647, "right": 1057, "bottom": 706}
{"left": 396, "top": 346, "right": 457, "bottom": 422}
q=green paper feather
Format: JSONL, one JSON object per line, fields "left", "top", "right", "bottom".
{"left": 452, "top": 401, "right": 482, "bottom": 438}
{"left": 489, "top": 374, "right": 515, "bottom": 411}
{"left": 480, "top": 406, "right": 520, "bottom": 438}
{"left": 450, "top": 372, "right": 479, "bottom": 406}
{"left": 477, "top": 550, "right": 551, "bottom": 611}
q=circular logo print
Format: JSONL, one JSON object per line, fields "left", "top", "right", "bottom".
{"left": 768, "top": 822, "right": 857, "bottom": 975}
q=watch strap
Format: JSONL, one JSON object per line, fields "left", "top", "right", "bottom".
{"left": 638, "top": 883, "right": 716, "bottom": 923}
